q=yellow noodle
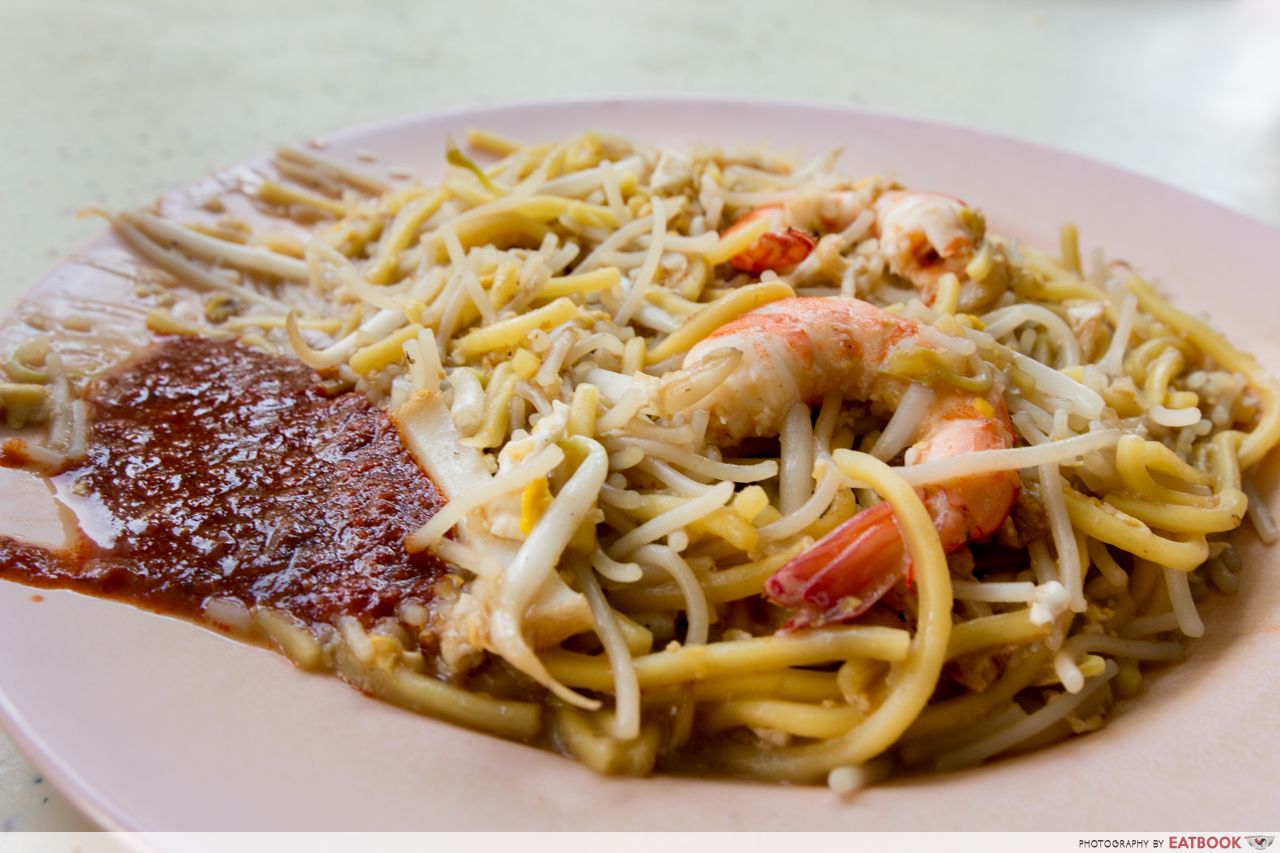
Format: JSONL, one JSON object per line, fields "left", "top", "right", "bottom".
{"left": 646, "top": 287, "right": 701, "bottom": 317}
{"left": 465, "top": 127, "right": 523, "bottom": 156}
{"left": 1104, "top": 490, "right": 1246, "bottom": 534}
{"left": 645, "top": 281, "right": 795, "bottom": 363}
{"left": 333, "top": 643, "right": 540, "bottom": 740}
{"left": 622, "top": 335, "right": 647, "bottom": 376}
{"left": 624, "top": 493, "right": 760, "bottom": 553}
{"left": 703, "top": 698, "right": 864, "bottom": 739}
{"left": 933, "top": 273, "right": 961, "bottom": 315}
{"left": 641, "top": 669, "right": 843, "bottom": 707}
{"left": 1207, "top": 429, "right": 1244, "bottom": 492}
{"left": 366, "top": 189, "right": 449, "bottom": 284}
{"left": 607, "top": 541, "right": 807, "bottom": 611}
{"left": 550, "top": 704, "right": 659, "bottom": 776}
{"left": 1124, "top": 335, "right": 1198, "bottom": 385}
{"left": 254, "top": 608, "right": 324, "bottom": 671}
{"left": 945, "top": 609, "right": 1051, "bottom": 660}
{"left": 348, "top": 324, "right": 423, "bottom": 376}
{"left": 567, "top": 382, "right": 600, "bottom": 438}
{"left": 537, "top": 267, "right": 621, "bottom": 301}
{"left": 1126, "top": 275, "right": 1280, "bottom": 468}
{"left": 1114, "top": 435, "right": 1212, "bottom": 506}
{"left": 487, "top": 261, "right": 521, "bottom": 311}
{"left": 542, "top": 625, "right": 911, "bottom": 692}
{"left": 1059, "top": 224, "right": 1081, "bottom": 275}
{"left": 256, "top": 178, "right": 348, "bottom": 216}
{"left": 460, "top": 365, "right": 517, "bottom": 449}
{"left": 452, "top": 297, "right": 579, "bottom": 358}
{"left": 718, "top": 451, "right": 953, "bottom": 783}
{"left": 1142, "top": 346, "right": 1185, "bottom": 407}
{"left": 704, "top": 215, "right": 771, "bottom": 265}
{"left": 1019, "top": 246, "right": 1110, "bottom": 302}
{"left": 1062, "top": 485, "right": 1209, "bottom": 571}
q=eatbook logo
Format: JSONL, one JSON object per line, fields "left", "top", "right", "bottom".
{"left": 1247, "top": 838, "right": 1274, "bottom": 851}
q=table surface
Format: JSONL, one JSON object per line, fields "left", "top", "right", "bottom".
{"left": 2, "top": 0, "right": 1279, "bottom": 832}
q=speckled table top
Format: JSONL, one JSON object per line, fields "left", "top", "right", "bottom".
{"left": 1, "top": 0, "right": 1278, "bottom": 832}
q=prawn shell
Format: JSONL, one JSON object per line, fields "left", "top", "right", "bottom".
{"left": 728, "top": 228, "right": 817, "bottom": 275}
{"left": 679, "top": 295, "right": 1020, "bottom": 630}
{"left": 764, "top": 499, "right": 909, "bottom": 623}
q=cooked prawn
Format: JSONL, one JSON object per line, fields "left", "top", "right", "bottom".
{"left": 674, "top": 296, "right": 1019, "bottom": 629}
{"left": 766, "top": 391, "right": 1019, "bottom": 629}
{"left": 874, "top": 190, "right": 1002, "bottom": 313}
{"left": 722, "top": 207, "right": 816, "bottom": 275}
{"left": 718, "top": 189, "right": 1002, "bottom": 315}
{"left": 721, "top": 190, "right": 867, "bottom": 275}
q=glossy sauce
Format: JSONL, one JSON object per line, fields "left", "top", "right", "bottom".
{"left": 0, "top": 336, "right": 447, "bottom": 628}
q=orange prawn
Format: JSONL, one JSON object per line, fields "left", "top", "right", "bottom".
{"left": 679, "top": 297, "right": 1018, "bottom": 629}
{"left": 722, "top": 207, "right": 817, "bottom": 275}
{"left": 874, "top": 191, "right": 1000, "bottom": 312}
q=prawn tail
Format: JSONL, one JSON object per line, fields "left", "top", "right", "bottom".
{"left": 729, "top": 228, "right": 816, "bottom": 275}
{"left": 764, "top": 472, "right": 1019, "bottom": 632}
{"left": 764, "top": 500, "right": 908, "bottom": 631}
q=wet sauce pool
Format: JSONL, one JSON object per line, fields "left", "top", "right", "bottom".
{"left": 0, "top": 336, "right": 447, "bottom": 628}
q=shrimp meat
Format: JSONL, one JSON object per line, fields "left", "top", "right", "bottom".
{"left": 671, "top": 296, "right": 1018, "bottom": 629}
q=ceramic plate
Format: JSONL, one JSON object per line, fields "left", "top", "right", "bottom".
{"left": 1, "top": 97, "right": 1278, "bottom": 832}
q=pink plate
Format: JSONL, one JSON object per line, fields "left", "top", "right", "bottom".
{"left": 1, "top": 96, "right": 1278, "bottom": 832}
